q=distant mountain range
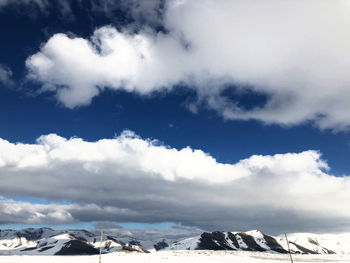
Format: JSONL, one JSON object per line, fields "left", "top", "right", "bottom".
{"left": 1, "top": 228, "right": 350, "bottom": 255}
{"left": 0, "top": 228, "right": 152, "bottom": 255}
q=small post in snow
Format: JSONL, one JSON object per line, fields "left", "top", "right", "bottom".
{"left": 99, "top": 231, "right": 103, "bottom": 263}
{"left": 285, "top": 233, "right": 294, "bottom": 263}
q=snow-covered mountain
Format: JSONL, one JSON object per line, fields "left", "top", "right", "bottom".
{"left": 2, "top": 228, "right": 350, "bottom": 255}
{"left": 276, "top": 232, "right": 350, "bottom": 254}
{"left": 0, "top": 228, "right": 150, "bottom": 255}
{"left": 163, "top": 230, "right": 350, "bottom": 254}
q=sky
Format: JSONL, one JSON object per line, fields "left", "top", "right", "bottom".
{"left": 1, "top": 0, "right": 350, "bottom": 237}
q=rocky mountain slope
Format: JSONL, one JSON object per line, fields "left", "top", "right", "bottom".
{"left": 163, "top": 230, "right": 350, "bottom": 254}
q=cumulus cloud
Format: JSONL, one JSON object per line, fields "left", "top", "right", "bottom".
{"left": 25, "top": 0, "right": 350, "bottom": 130}
{"left": 0, "top": 131, "right": 350, "bottom": 234}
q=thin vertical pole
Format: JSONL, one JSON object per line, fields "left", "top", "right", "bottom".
{"left": 285, "top": 233, "right": 294, "bottom": 263}
{"left": 99, "top": 231, "right": 103, "bottom": 263}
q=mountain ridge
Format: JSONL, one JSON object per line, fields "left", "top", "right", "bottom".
{"left": 2, "top": 228, "right": 350, "bottom": 255}
{"left": 0, "top": 228, "right": 151, "bottom": 255}
{"left": 163, "top": 230, "right": 350, "bottom": 255}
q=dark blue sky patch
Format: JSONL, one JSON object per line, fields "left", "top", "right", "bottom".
{"left": 219, "top": 84, "right": 270, "bottom": 111}
{"left": 1, "top": 84, "right": 350, "bottom": 175}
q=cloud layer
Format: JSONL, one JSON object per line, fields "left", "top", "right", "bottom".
{"left": 26, "top": 0, "right": 350, "bottom": 130}
{"left": 1, "top": 131, "right": 350, "bottom": 234}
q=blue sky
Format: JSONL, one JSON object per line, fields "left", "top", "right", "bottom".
{"left": 1, "top": 85, "right": 350, "bottom": 174}
{"left": 1, "top": 0, "right": 350, "bottom": 234}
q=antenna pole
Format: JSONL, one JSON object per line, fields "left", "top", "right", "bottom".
{"left": 99, "top": 231, "right": 103, "bottom": 263}
{"left": 285, "top": 233, "right": 294, "bottom": 263}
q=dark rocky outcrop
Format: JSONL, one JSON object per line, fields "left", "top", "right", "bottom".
{"left": 236, "top": 232, "right": 265, "bottom": 251}
{"left": 197, "top": 231, "right": 236, "bottom": 250}
{"left": 261, "top": 232, "right": 288, "bottom": 253}
{"left": 154, "top": 240, "right": 169, "bottom": 251}
{"left": 55, "top": 240, "right": 99, "bottom": 255}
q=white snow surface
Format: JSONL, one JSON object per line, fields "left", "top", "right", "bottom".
{"left": 0, "top": 250, "right": 350, "bottom": 263}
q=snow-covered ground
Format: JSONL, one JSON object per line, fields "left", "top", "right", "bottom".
{"left": 1, "top": 251, "right": 350, "bottom": 263}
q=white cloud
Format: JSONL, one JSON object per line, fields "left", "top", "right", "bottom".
{"left": 26, "top": 0, "right": 350, "bottom": 130}
{"left": 1, "top": 131, "right": 350, "bottom": 233}
{"left": 0, "top": 197, "right": 74, "bottom": 224}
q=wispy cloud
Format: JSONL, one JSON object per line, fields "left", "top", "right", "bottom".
{"left": 0, "top": 0, "right": 49, "bottom": 13}
{"left": 0, "top": 65, "right": 14, "bottom": 87}
{"left": 0, "top": 0, "right": 162, "bottom": 23}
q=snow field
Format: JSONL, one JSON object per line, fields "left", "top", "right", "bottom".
{"left": 1, "top": 250, "right": 350, "bottom": 263}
